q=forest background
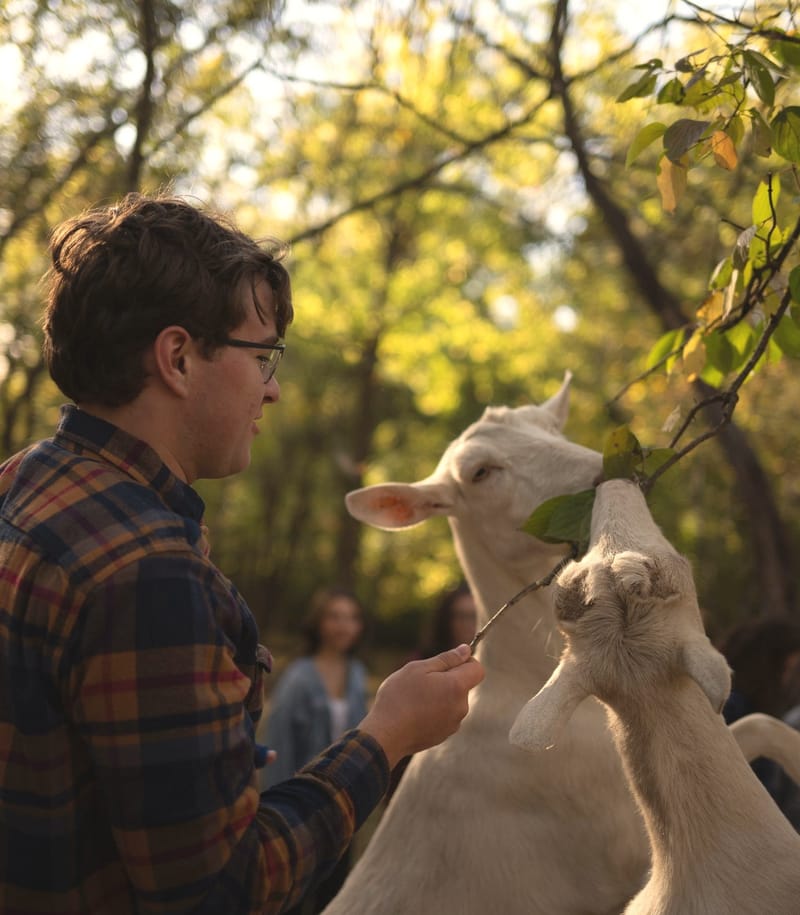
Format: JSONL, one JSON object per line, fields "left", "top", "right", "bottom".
{"left": 2, "top": 0, "right": 799, "bottom": 673}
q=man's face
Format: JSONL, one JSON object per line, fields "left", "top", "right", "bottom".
{"left": 186, "top": 279, "right": 281, "bottom": 481}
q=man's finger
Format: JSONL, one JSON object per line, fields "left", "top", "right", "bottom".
{"left": 425, "top": 643, "right": 473, "bottom": 672}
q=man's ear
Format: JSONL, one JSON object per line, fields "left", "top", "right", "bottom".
{"left": 151, "top": 325, "right": 194, "bottom": 397}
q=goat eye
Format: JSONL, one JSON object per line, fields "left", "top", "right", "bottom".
{"left": 472, "top": 466, "right": 492, "bottom": 483}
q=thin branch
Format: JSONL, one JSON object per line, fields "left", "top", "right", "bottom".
{"left": 148, "top": 56, "right": 268, "bottom": 157}
{"left": 286, "top": 98, "right": 549, "bottom": 246}
{"left": 260, "top": 64, "right": 475, "bottom": 147}
{"left": 469, "top": 544, "right": 578, "bottom": 655}
{"left": 606, "top": 332, "right": 689, "bottom": 408}
{"left": 644, "top": 282, "right": 796, "bottom": 490}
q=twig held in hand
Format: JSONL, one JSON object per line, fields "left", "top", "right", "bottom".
{"left": 469, "top": 544, "right": 579, "bottom": 655}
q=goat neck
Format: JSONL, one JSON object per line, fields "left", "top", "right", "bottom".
{"left": 450, "top": 513, "right": 569, "bottom": 679}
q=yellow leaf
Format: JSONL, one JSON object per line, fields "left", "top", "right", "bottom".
{"left": 657, "top": 156, "right": 687, "bottom": 214}
{"left": 762, "top": 290, "right": 783, "bottom": 317}
{"left": 682, "top": 330, "right": 707, "bottom": 381}
{"left": 710, "top": 130, "right": 738, "bottom": 170}
{"left": 696, "top": 290, "right": 725, "bottom": 327}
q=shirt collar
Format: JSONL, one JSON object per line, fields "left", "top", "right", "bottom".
{"left": 54, "top": 404, "right": 205, "bottom": 522}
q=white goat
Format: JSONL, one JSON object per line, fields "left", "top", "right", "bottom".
{"left": 510, "top": 479, "right": 800, "bottom": 915}
{"left": 329, "top": 377, "right": 651, "bottom": 915}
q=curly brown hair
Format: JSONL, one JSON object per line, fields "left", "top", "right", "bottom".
{"left": 43, "top": 192, "right": 293, "bottom": 406}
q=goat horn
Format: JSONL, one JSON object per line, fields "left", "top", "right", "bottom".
{"left": 539, "top": 370, "right": 573, "bottom": 431}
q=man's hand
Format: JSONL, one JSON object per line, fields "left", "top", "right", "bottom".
{"left": 359, "top": 645, "right": 485, "bottom": 769}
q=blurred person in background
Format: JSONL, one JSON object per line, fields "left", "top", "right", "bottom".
{"left": 720, "top": 617, "right": 800, "bottom": 832}
{"left": 263, "top": 587, "right": 370, "bottom": 912}
{"left": 415, "top": 581, "right": 479, "bottom": 660}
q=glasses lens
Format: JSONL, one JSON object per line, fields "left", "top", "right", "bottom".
{"left": 263, "top": 348, "right": 282, "bottom": 382}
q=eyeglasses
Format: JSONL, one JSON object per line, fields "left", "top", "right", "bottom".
{"left": 222, "top": 337, "right": 285, "bottom": 383}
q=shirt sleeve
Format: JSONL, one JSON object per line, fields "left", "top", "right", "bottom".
{"left": 263, "top": 662, "right": 314, "bottom": 788}
{"left": 66, "top": 549, "right": 389, "bottom": 914}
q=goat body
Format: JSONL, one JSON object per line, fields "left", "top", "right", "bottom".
{"left": 329, "top": 378, "right": 649, "bottom": 914}
{"left": 511, "top": 479, "right": 800, "bottom": 915}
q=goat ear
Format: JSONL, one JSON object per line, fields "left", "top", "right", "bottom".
{"left": 345, "top": 482, "right": 453, "bottom": 530}
{"left": 540, "top": 371, "right": 573, "bottom": 431}
{"left": 680, "top": 635, "right": 731, "bottom": 714}
{"left": 509, "top": 654, "right": 588, "bottom": 753}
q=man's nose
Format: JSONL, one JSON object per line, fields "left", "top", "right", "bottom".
{"left": 263, "top": 376, "right": 280, "bottom": 404}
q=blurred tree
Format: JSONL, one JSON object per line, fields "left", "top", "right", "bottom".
{"left": 1, "top": 0, "right": 798, "bottom": 650}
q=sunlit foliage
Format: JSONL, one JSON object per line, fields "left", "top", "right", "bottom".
{"left": 1, "top": 0, "right": 798, "bottom": 656}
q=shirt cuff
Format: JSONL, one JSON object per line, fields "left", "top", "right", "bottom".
{"left": 297, "top": 729, "right": 390, "bottom": 828}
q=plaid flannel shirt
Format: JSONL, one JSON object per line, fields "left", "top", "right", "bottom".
{"left": 0, "top": 406, "right": 388, "bottom": 914}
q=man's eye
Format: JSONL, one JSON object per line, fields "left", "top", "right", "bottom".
{"left": 256, "top": 356, "right": 269, "bottom": 368}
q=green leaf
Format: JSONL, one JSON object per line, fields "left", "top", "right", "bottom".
{"left": 727, "top": 114, "right": 745, "bottom": 145}
{"left": 640, "top": 447, "right": 676, "bottom": 477}
{"left": 718, "top": 70, "right": 743, "bottom": 89}
{"left": 750, "top": 108, "right": 773, "bottom": 157}
{"left": 773, "top": 313, "right": 800, "bottom": 358}
{"left": 699, "top": 329, "right": 731, "bottom": 387}
{"left": 603, "top": 426, "right": 643, "bottom": 480}
{"left": 709, "top": 257, "right": 733, "bottom": 291}
{"left": 522, "top": 489, "right": 596, "bottom": 554}
{"left": 744, "top": 49, "right": 781, "bottom": 71}
{"left": 770, "top": 107, "right": 800, "bottom": 162}
{"left": 657, "top": 77, "right": 685, "bottom": 105}
{"left": 682, "top": 76, "right": 719, "bottom": 111}
{"left": 774, "top": 38, "right": 800, "bottom": 70}
{"left": 742, "top": 50, "right": 776, "bottom": 106}
{"left": 626, "top": 122, "right": 667, "bottom": 167}
{"left": 663, "top": 118, "right": 711, "bottom": 162}
{"left": 748, "top": 231, "right": 768, "bottom": 269}
{"left": 790, "top": 265, "right": 800, "bottom": 303}
{"left": 726, "top": 321, "right": 758, "bottom": 366}
{"left": 646, "top": 328, "right": 684, "bottom": 372}
{"left": 704, "top": 330, "right": 737, "bottom": 376}
{"left": 675, "top": 51, "right": 704, "bottom": 73}
{"left": 752, "top": 177, "right": 781, "bottom": 225}
{"left": 699, "top": 362, "right": 726, "bottom": 388}
{"left": 617, "top": 72, "right": 658, "bottom": 103}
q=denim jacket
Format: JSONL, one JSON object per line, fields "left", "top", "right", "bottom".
{"left": 262, "top": 656, "right": 369, "bottom": 788}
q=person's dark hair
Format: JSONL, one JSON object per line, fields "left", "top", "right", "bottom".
{"left": 302, "top": 587, "right": 365, "bottom": 656}
{"left": 423, "top": 581, "right": 473, "bottom": 658}
{"left": 720, "top": 618, "right": 800, "bottom": 717}
{"left": 43, "top": 192, "right": 293, "bottom": 406}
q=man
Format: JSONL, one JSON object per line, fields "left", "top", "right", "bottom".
{"left": 0, "top": 193, "right": 484, "bottom": 914}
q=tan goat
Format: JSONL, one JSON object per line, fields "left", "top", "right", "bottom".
{"left": 511, "top": 479, "right": 800, "bottom": 915}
